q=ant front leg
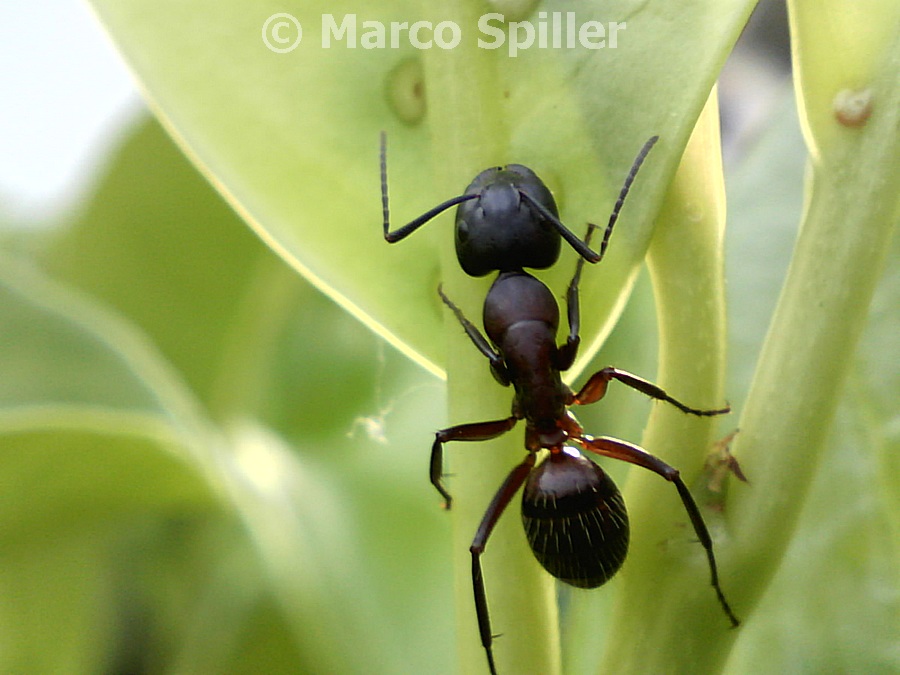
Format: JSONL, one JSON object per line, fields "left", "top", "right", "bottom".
{"left": 431, "top": 416, "right": 519, "bottom": 508}
{"left": 558, "top": 136, "right": 659, "bottom": 369}
{"left": 557, "top": 223, "right": 599, "bottom": 369}
{"left": 573, "top": 367, "right": 730, "bottom": 416}
{"left": 580, "top": 434, "right": 740, "bottom": 627}
{"left": 439, "top": 285, "right": 509, "bottom": 384}
{"left": 470, "top": 452, "right": 537, "bottom": 675}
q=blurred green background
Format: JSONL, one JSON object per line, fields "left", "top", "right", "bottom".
{"left": 1, "top": 1, "right": 896, "bottom": 674}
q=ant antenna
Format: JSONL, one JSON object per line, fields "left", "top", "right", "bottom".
{"left": 381, "top": 131, "right": 477, "bottom": 243}
{"left": 563, "top": 136, "right": 659, "bottom": 396}
{"left": 598, "top": 135, "right": 659, "bottom": 261}
{"left": 522, "top": 135, "right": 659, "bottom": 264}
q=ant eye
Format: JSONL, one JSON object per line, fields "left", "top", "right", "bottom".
{"left": 457, "top": 218, "right": 469, "bottom": 243}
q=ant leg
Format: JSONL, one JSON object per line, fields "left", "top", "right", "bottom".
{"left": 431, "top": 416, "right": 519, "bottom": 508}
{"left": 470, "top": 452, "right": 537, "bottom": 675}
{"left": 558, "top": 136, "right": 659, "bottom": 368}
{"left": 558, "top": 222, "right": 600, "bottom": 369}
{"left": 380, "top": 132, "right": 477, "bottom": 243}
{"left": 573, "top": 367, "right": 730, "bottom": 416}
{"left": 580, "top": 435, "right": 740, "bottom": 627}
{"left": 439, "top": 285, "right": 509, "bottom": 383}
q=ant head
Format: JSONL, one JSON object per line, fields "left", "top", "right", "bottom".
{"left": 455, "top": 164, "right": 562, "bottom": 277}
{"left": 383, "top": 133, "right": 659, "bottom": 280}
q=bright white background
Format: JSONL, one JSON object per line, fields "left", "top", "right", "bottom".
{"left": 0, "top": 0, "right": 140, "bottom": 222}
{"left": 0, "top": 1, "right": 787, "bottom": 223}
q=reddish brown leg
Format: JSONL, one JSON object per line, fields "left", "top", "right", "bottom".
{"left": 469, "top": 452, "right": 536, "bottom": 675}
{"left": 573, "top": 367, "right": 730, "bottom": 416}
{"left": 580, "top": 435, "right": 740, "bottom": 627}
{"left": 431, "top": 416, "right": 518, "bottom": 508}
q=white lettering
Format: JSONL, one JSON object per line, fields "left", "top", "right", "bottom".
{"left": 318, "top": 14, "right": 624, "bottom": 53}
{"left": 537, "top": 11, "right": 548, "bottom": 48}
{"left": 409, "top": 20, "right": 432, "bottom": 49}
{"left": 322, "top": 14, "right": 355, "bottom": 48}
{"left": 477, "top": 13, "right": 505, "bottom": 49}
{"left": 361, "top": 21, "right": 384, "bottom": 49}
{"left": 508, "top": 20, "right": 535, "bottom": 57}
{"left": 579, "top": 21, "right": 606, "bottom": 48}
{"left": 608, "top": 22, "right": 626, "bottom": 49}
{"left": 434, "top": 21, "right": 462, "bottom": 49}
{"left": 390, "top": 22, "right": 408, "bottom": 49}
{"left": 552, "top": 12, "right": 562, "bottom": 48}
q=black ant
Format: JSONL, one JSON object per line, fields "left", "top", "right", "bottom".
{"left": 380, "top": 133, "right": 739, "bottom": 675}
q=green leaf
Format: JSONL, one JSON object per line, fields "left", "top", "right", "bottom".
{"left": 37, "top": 120, "right": 273, "bottom": 408}
{"left": 86, "top": 0, "right": 758, "bottom": 379}
{"left": 35, "top": 118, "right": 399, "bottom": 449}
{"left": 0, "top": 529, "right": 116, "bottom": 674}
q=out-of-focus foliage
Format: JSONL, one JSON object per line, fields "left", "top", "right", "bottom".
{"left": 0, "top": 0, "right": 896, "bottom": 672}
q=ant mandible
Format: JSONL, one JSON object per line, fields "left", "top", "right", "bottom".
{"left": 380, "top": 133, "right": 739, "bottom": 675}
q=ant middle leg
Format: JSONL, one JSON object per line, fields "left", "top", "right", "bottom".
{"left": 580, "top": 434, "right": 740, "bottom": 627}
{"left": 572, "top": 367, "right": 730, "bottom": 416}
{"left": 431, "top": 416, "right": 519, "bottom": 508}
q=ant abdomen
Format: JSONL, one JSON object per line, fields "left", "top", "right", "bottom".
{"left": 456, "top": 165, "right": 562, "bottom": 277}
{"left": 522, "top": 447, "right": 629, "bottom": 589}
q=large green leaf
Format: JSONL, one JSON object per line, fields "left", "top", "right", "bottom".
{"left": 37, "top": 119, "right": 390, "bottom": 437}
{"left": 86, "top": 0, "right": 758, "bottom": 378}
{"left": 37, "top": 120, "right": 272, "bottom": 408}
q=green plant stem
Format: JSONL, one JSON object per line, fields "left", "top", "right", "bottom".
{"left": 424, "top": 3, "right": 559, "bottom": 674}
{"left": 600, "top": 92, "right": 737, "bottom": 673}
{"left": 728, "top": 18, "right": 900, "bottom": 607}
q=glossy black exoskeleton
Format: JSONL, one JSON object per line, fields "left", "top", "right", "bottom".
{"left": 380, "top": 133, "right": 628, "bottom": 273}
{"left": 380, "top": 134, "right": 739, "bottom": 675}
{"left": 456, "top": 164, "right": 561, "bottom": 276}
